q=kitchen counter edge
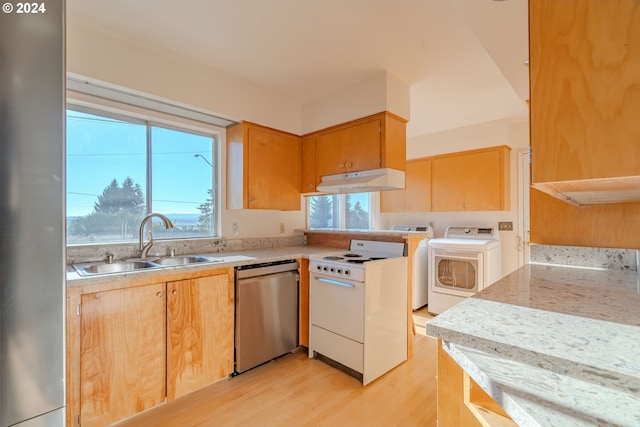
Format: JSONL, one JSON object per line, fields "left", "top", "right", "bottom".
{"left": 425, "top": 263, "right": 640, "bottom": 427}
{"left": 66, "top": 245, "right": 339, "bottom": 287}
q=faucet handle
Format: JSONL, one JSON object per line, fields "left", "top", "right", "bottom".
{"left": 169, "top": 248, "right": 176, "bottom": 257}
{"left": 106, "top": 253, "right": 114, "bottom": 264}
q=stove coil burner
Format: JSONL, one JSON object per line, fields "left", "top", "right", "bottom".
{"left": 343, "top": 253, "right": 363, "bottom": 258}
{"left": 323, "top": 256, "right": 344, "bottom": 261}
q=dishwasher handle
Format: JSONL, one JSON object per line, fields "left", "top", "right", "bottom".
{"left": 235, "top": 260, "right": 299, "bottom": 280}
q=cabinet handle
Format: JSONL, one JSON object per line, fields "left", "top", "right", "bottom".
{"left": 157, "top": 292, "right": 163, "bottom": 298}
{"left": 172, "top": 289, "right": 178, "bottom": 296}
{"left": 308, "top": 183, "right": 314, "bottom": 189}
{"left": 346, "top": 161, "right": 352, "bottom": 167}
{"left": 250, "top": 199, "right": 256, "bottom": 205}
{"left": 338, "top": 162, "right": 344, "bottom": 168}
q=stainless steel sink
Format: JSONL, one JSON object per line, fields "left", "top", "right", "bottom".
{"left": 73, "top": 260, "right": 157, "bottom": 276}
{"left": 150, "top": 255, "right": 221, "bottom": 266}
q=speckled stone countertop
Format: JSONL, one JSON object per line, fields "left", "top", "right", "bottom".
{"left": 66, "top": 245, "right": 340, "bottom": 287}
{"left": 426, "top": 264, "right": 640, "bottom": 427}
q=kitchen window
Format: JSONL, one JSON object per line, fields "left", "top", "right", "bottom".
{"left": 307, "top": 193, "right": 372, "bottom": 230}
{"left": 66, "top": 106, "right": 217, "bottom": 244}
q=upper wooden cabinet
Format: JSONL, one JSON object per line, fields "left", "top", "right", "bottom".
{"left": 227, "top": 122, "right": 302, "bottom": 210}
{"left": 304, "top": 112, "right": 406, "bottom": 191}
{"left": 529, "top": 0, "right": 640, "bottom": 203}
{"left": 301, "top": 135, "right": 317, "bottom": 193}
{"left": 431, "top": 146, "right": 510, "bottom": 212}
{"left": 380, "top": 158, "right": 432, "bottom": 212}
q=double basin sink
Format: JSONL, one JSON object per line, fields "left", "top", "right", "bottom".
{"left": 73, "top": 255, "right": 223, "bottom": 277}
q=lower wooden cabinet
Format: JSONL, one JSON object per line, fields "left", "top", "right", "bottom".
{"left": 67, "top": 269, "right": 234, "bottom": 427}
{"left": 79, "top": 283, "right": 167, "bottom": 427}
{"left": 166, "top": 274, "right": 234, "bottom": 401}
{"left": 437, "top": 340, "right": 516, "bottom": 427}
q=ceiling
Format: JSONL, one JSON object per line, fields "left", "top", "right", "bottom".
{"left": 66, "top": 0, "right": 529, "bottom": 138}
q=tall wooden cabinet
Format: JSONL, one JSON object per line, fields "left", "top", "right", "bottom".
{"left": 530, "top": 0, "right": 640, "bottom": 203}
{"left": 68, "top": 268, "right": 235, "bottom": 427}
{"left": 529, "top": 0, "right": 640, "bottom": 248}
{"left": 227, "top": 122, "right": 302, "bottom": 210}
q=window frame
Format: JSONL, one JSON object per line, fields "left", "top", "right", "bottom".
{"left": 65, "top": 101, "right": 222, "bottom": 245}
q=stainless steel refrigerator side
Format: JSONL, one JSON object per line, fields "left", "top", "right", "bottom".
{"left": 0, "top": 1, "right": 66, "bottom": 426}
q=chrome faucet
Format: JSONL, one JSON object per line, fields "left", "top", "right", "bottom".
{"left": 139, "top": 213, "right": 174, "bottom": 258}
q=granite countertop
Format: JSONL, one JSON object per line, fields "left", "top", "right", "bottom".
{"left": 66, "top": 245, "right": 340, "bottom": 286}
{"left": 426, "top": 263, "right": 640, "bottom": 427}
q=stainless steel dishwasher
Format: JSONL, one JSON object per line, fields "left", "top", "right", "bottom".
{"left": 235, "top": 260, "right": 299, "bottom": 373}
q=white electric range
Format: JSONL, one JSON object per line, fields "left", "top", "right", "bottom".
{"left": 308, "top": 240, "right": 408, "bottom": 385}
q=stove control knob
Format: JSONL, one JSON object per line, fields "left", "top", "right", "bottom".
{"left": 316, "top": 265, "right": 322, "bottom": 271}
{"left": 330, "top": 267, "right": 335, "bottom": 272}
{"left": 344, "top": 269, "right": 350, "bottom": 276}
{"left": 337, "top": 269, "right": 343, "bottom": 274}
{"left": 323, "top": 266, "right": 328, "bottom": 271}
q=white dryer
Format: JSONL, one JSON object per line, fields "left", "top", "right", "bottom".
{"left": 391, "top": 225, "right": 433, "bottom": 310}
{"left": 427, "top": 226, "right": 501, "bottom": 315}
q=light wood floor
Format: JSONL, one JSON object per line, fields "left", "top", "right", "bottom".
{"left": 114, "top": 334, "right": 438, "bottom": 427}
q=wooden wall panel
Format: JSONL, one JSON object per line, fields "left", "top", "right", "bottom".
{"left": 530, "top": 188, "right": 640, "bottom": 249}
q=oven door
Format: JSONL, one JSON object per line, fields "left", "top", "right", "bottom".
{"left": 429, "top": 249, "right": 483, "bottom": 298}
{"left": 309, "top": 274, "right": 364, "bottom": 343}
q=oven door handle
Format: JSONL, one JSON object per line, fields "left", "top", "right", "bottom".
{"left": 315, "top": 277, "right": 355, "bottom": 288}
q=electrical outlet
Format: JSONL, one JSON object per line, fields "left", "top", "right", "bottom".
{"left": 498, "top": 221, "right": 513, "bottom": 231}
{"left": 279, "top": 222, "right": 285, "bottom": 234}
{"left": 232, "top": 222, "right": 239, "bottom": 236}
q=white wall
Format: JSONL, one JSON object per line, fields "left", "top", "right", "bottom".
{"left": 379, "top": 117, "right": 530, "bottom": 276}
{"left": 301, "top": 71, "right": 410, "bottom": 134}
{"left": 66, "top": 19, "right": 303, "bottom": 135}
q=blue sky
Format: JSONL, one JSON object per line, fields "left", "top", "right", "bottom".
{"left": 66, "top": 109, "right": 213, "bottom": 218}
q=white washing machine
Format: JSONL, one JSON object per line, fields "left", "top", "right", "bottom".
{"left": 391, "top": 225, "right": 433, "bottom": 310}
{"left": 427, "top": 226, "right": 501, "bottom": 315}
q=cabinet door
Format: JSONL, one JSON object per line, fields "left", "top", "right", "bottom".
{"left": 167, "top": 274, "right": 234, "bottom": 400}
{"left": 79, "top": 283, "right": 166, "bottom": 427}
{"left": 316, "top": 118, "right": 382, "bottom": 178}
{"left": 530, "top": 0, "right": 640, "bottom": 182}
{"left": 464, "top": 150, "right": 502, "bottom": 211}
{"left": 380, "top": 187, "right": 405, "bottom": 212}
{"left": 346, "top": 118, "right": 382, "bottom": 172}
{"left": 247, "top": 126, "right": 301, "bottom": 210}
{"left": 404, "top": 159, "right": 431, "bottom": 212}
{"left": 380, "top": 158, "right": 431, "bottom": 213}
{"left": 432, "top": 155, "right": 465, "bottom": 212}
{"left": 316, "top": 126, "right": 349, "bottom": 178}
{"left": 301, "top": 135, "right": 317, "bottom": 193}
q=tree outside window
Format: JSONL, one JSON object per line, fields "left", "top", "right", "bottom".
{"left": 66, "top": 108, "right": 216, "bottom": 244}
{"left": 308, "top": 193, "right": 370, "bottom": 230}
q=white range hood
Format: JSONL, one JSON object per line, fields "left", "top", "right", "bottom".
{"left": 316, "top": 168, "right": 405, "bottom": 194}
